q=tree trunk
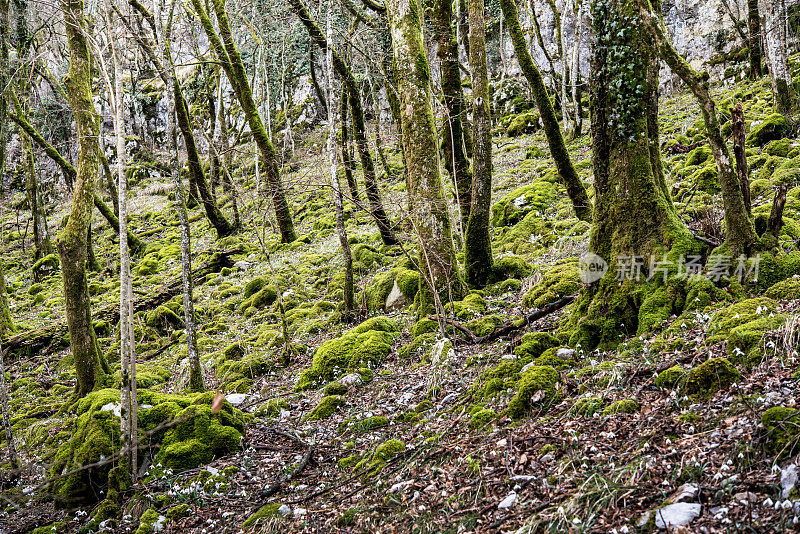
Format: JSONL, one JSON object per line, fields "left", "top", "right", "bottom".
{"left": 0, "top": 336, "right": 18, "bottom": 470}
{"left": 22, "top": 131, "right": 53, "bottom": 265}
{"left": 309, "top": 44, "right": 328, "bottom": 119}
{"left": 431, "top": 0, "right": 472, "bottom": 228}
{"left": 288, "top": 0, "right": 398, "bottom": 246}
{"left": 748, "top": 0, "right": 762, "bottom": 78}
{"left": 499, "top": 0, "right": 592, "bottom": 222}
{"left": 340, "top": 87, "right": 360, "bottom": 201}
{"left": 731, "top": 103, "right": 751, "bottom": 214}
{"left": 326, "top": 7, "right": 354, "bottom": 317}
{"left": 638, "top": 0, "right": 758, "bottom": 256}
{"left": 759, "top": 0, "right": 796, "bottom": 116}
{"left": 386, "top": 0, "right": 462, "bottom": 308}
{"left": 571, "top": 0, "right": 585, "bottom": 137}
{"left": 59, "top": 0, "right": 108, "bottom": 396}
{"left": 192, "top": 0, "right": 297, "bottom": 243}
{"left": 464, "top": 0, "right": 493, "bottom": 288}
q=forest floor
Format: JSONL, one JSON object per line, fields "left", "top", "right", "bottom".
{"left": 2, "top": 62, "right": 800, "bottom": 534}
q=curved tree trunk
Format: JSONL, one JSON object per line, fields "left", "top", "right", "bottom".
{"left": 464, "top": 0, "right": 493, "bottom": 288}
{"left": 59, "top": 0, "right": 108, "bottom": 396}
{"left": 499, "top": 0, "right": 592, "bottom": 222}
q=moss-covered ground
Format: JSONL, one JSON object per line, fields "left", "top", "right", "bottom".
{"left": 2, "top": 55, "right": 800, "bottom": 533}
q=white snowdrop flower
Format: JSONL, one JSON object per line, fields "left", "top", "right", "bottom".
{"left": 572, "top": 517, "right": 581, "bottom": 525}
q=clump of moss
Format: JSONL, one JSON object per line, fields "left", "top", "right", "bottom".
{"left": 242, "top": 503, "right": 283, "bottom": 529}
{"left": 136, "top": 256, "right": 159, "bottom": 276}
{"left": 602, "top": 399, "right": 639, "bottom": 415}
{"left": 469, "top": 408, "right": 497, "bottom": 430}
{"left": 323, "top": 381, "right": 349, "bottom": 396}
{"left": 467, "top": 314, "right": 506, "bottom": 337}
{"left": 491, "top": 181, "right": 558, "bottom": 227}
{"left": 166, "top": 504, "right": 190, "bottom": 520}
{"left": 446, "top": 293, "right": 487, "bottom": 320}
{"left": 654, "top": 366, "right": 686, "bottom": 388}
{"left": 682, "top": 357, "right": 741, "bottom": 398}
{"left": 243, "top": 276, "right": 267, "bottom": 298}
{"left": 504, "top": 110, "right": 540, "bottom": 137}
{"left": 305, "top": 395, "right": 345, "bottom": 421}
{"left": 135, "top": 508, "right": 164, "bottom": 534}
{"left": 145, "top": 304, "right": 183, "bottom": 334}
{"left": 295, "top": 316, "right": 398, "bottom": 390}
{"left": 507, "top": 365, "right": 560, "bottom": 419}
{"left": 761, "top": 406, "right": 800, "bottom": 458}
{"left": 571, "top": 397, "right": 604, "bottom": 416}
{"left": 746, "top": 113, "right": 791, "bottom": 146}
{"left": 685, "top": 145, "right": 713, "bottom": 166}
{"left": 412, "top": 318, "right": 438, "bottom": 337}
{"left": 491, "top": 254, "right": 532, "bottom": 280}
{"left": 355, "top": 439, "right": 406, "bottom": 475}
{"left": 238, "top": 285, "right": 277, "bottom": 313}
{"left": 515, "top": 332, "right": 559, "bottom": 359}
{"left": 522, "top": 259, "right": 579, "bottom": 309}
{"left": 352, "top": 415, "right": 390, "bottom": 432}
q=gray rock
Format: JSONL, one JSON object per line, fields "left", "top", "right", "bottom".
{"left": 654, "top": 503, "right": 701, "bottom": 529}
{"left": 781, "top": 464, "right": 797, "bottom": 499}
{"left": 340, "top": 373, "right": 362, "bottom": 387}
{"left": 233, "top": 260, "right": 250, "bottom": 271}
{"left": 385, "top": 280, "right": 408, "bottom": 311}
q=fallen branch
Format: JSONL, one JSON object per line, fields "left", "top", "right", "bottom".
{"left": 428, "top": 293, "right": 577, "bottom": 345}
{"left": 259, "top": 434, "right": 313, "bottom": 500}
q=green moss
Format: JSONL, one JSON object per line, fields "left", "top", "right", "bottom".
{"left": 571, "top": 397, "right": 604, "bottom": 416}
{"left": 238, "top": 285, "right": 277, "bottom": 313}
{"left": 243, "top": 276, "right": 267, "bottom": 298}
{"left": 294, "top": 317, "right": 398, "bottom": 390}
{"left": 682, "top": 357, "right": 741, "bottom": 398}
{"left": 322, "top": 381, "right": 349, "bottom": 396}
{"left": 491, "top": 254, "right": 533, "bottom": 280}
{"left": 136, "top": 257, "right": 159, "bottom": 276}
{"left": 522, "top": 259, "right": 579, "bottom": 309}
{"left": 352, "top": 415, "right": 390, "bottom": 432}
{"left": 337, "top": 453, "right": 361, "bottom": 470}
{"left": 135, "top": 508, "right": 163, "bottom": 534}
{"left": 507, "top": 365, "right": 560, "bottom": 419}
{"left": 467, "top": 314, "right": 505, "bottom": 337}
{"left": 491, "top": 181, "right": 558, "bottom": 227}
{"left": 515, "top": 332, "right": 559, "bottom": 359}
{"left": 356, "top": 439, "right": 405, "bottom": 475}
{"left": 32, "top": 253, "right": 59, "bottom": 277}
{"left": 746, "top": 113, "right": 791, "bottom": 146}
{"left": 469, "top": 408, "right": 497, "bottom": 429}
{"left": 446, "top": 293, "right": 487, "bottom": 320}
{"left": 242, "top": 503, "right": 283, "bottom": 529}
{"left": 688, "top": 163, "right": 720, "bottom": 193}
{"left": 533, "top": 347, "right": 575, "bottom": 370}
{"left": 166, "top": 503, "right": 190, "bottom": 520}
{"left": 685, "top": 145, "right": 713, "bottom": 166}
{"left": 145, "top": 305, "right": 183, "bottom": 334}
{"left": 305, "top": 395, "right": 345, "bottom": 421}
{"left": 761, "top": 406, "right": 800, "bottom": 458}
{"left": 763, "top": 138, "right": 793, "bottom": 157}
{"left": 412, "top": 318, "right": 438, "bottom": 337}
{"left": 602, "top": 399, "right": 639, "bottom": 415}
{"left": 654, "top": 366, "right": 685, "bottom": 388}
{"left": 504, "top": 110, "right": 540, "bottom": 137}
{"left": 765, "top": 277, "right": 800, "bottom": 300}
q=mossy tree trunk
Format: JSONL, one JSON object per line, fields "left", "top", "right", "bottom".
{"left": 569, "top": 0, "right": 698, "bottom": 349}
{"left": 431, "top": 0, "right": 472, "bottom": 228}
{"left": 464, "top": 0, "right": 493, "bottom": 288}
{"left": 191, "top": 0, "right": 297, "bottom": 243}
{"left": 340, "top": 86, "right": 360, "bottom": 201}
{"left": 747, "top": 0, "right": 762, "bottom": 78}
{"left": 289, "top": 0, "right": 398, "bottom": 245}
{"left": 59, "top": 0, "right": 108, "bottom": 396}
{"left": 759, "top": 0, "right": 796, "bottom": 116}
{"left": 386, "top": 0, "right": 462, "bottom": 307}
{"left": 638, "top": 0, "right": 758, "bottom": 256}
{"left": 498, "top": 0, "right": 593, "bottom": 223}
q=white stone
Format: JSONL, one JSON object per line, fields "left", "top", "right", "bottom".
{"left": 233, "top": 261, "right": 250, "bottom": 271}
{"left": 556, "top": 348, "right": 575, "bottom": 359}
{"left": 669, "top": 483, "right": 699, "bottom": 504}
{"left": 781, "top": 464, "right": 798, "bottom": 499}
{"left": 293, "top": 508, "right": 307, "bottom": 517}
{"left": 100, "top": 402, "right": 122, "bottom": 417}
{"left": 498, "top": 491, "right": 517, "bottom": 510}
{"left": 340, "top": 373, "right": 362, "bottom": 387}
{"left": 225, "top": 393, "right": 247, "bottom": 406}
{"left": 278, "top": 504, "right": 291, "bottom": 516}
{"left": 385, "top": 280, "right": 408, "bottom": 311}
{"left": 654, "top": 503, "right": 701, "bottom": 529}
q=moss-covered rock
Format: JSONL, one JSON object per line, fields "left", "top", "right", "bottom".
{"left": 763, "top": 138, "right": 793, "bottom": 157}
{"left": 522, "top": 259, "right": 579, "bottom": 309}
{"left": 765, "top": 276, "right": 800, "bottom": 300}
{"left": 654, "top": 365, "right": 686, "bottom": 388}
{"left": 491, "top": 181, "right": 558, "bottom": 227}
{"left": 682, "top": 357, "right": 740, "bottom": 397}
{"left": 355, "top": 439, "right": 405, "bottom": 475}
{"left": 243, "top": 276, "right": 268, "bottom": 298}
{"left": 322, "top": 381, "right": 349, "bottom": 396}
{"left": 761, "top": 406, "right": 800, "bottom": 458}
{"left": 507, "top": 365, "right": 560, "bottom": 419}
{"left": 469, "top": 408, "right": 497, "bottom": 429}
{"left": 685, "top": 145, "right": 713, "bottom": 166}
{"left": 32, "top": 253, "right": 59, "bottom": 278}
{"left": 295, "top": 316, "right": 399, "bottom": 390}
{"left": 467, "top": 314, "right": 506, "bottom": 337}
{"left": 135, "top": 508, "right": 164, "bottom": 534}
{"left": 602, "top": 399, "right": 639, "bottom": 415}
{"left": 242, "top": 503, "right": 284, "bottom": 529}
{"left": 571, "top": 396, "right": 604, "bottom": 416}
{"left": 746, "top": 113, "right": 791, "bottom": 146}
{"left": 491, "top": 254, "right": 533, "bottom": 280}
{"left": 446, "top": 293, "right": 487, "bottom": 320}
{"left": 305, "top": 395, "right": 345, "bottom": 421}
{"left": 505, "top": 110, "right": 540, "bottom": 137}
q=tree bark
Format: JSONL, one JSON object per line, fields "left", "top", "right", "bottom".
{"left": 340, "top": 86, "right": 360, "bottom": 201}
{"left": 431, "top": 0, "right": 472, "bottom": 228}
{"left": 386, "top": 0, "right": 462, "bottom": 308}
{"left": 288, "top": 0, "right": 398, "bottom": 245}
{"left": 499, "top": 0, "right": 592, "bottom": 222}
{"left": 731, "top": 103, "right": 751, "bottom": 214}
{"left": 759, "top": 0, "right": 796, "bottom": 116}
{"left": 747, "top": 0, "right": 762, "bottom": 78}
{"left": 464, "top": 0, "right": 493, "bottom": 288}
{"left": 59, "top": 0, "right": 108, "bottom": 396}
{"left": 191, "top": 0, "right": 297, "bottom": 243}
